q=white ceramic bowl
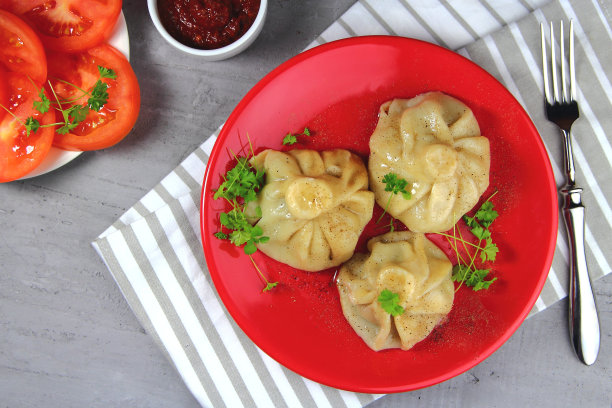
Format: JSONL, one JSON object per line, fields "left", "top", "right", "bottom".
{"left": 147, "top": 0, "right": 267, "bottom": 61}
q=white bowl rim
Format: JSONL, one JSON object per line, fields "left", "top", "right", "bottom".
{"left": 147, "top": 0, "right": 268, "bottom": 57}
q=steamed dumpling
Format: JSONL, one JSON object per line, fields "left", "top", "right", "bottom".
{"left": 369, "top": 92, "right": 490, "bottom": 233}
{"left": 248, "top": 149, "right": 375, "bottom": 271}
{"left": 337, "top": 231, "right": 454, "bottom": 351}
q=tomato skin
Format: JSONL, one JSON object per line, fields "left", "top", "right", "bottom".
{"left": 47, "top": 44, "right": 140, "bottom": 151}
{"left": 0, "top": 9, "right": 47, "bottom": 84}
{"left": 0, "top": 73, "right": 8, "bottom": 121}
{"left": 0, "top": 0, "right": 122, "bottom": 53}
{"left": 0, "top": 73, "right": 54, "bottom": 182}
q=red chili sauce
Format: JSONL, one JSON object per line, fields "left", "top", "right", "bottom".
{"left": 158, "top": 0, "right": 260, "bottom": 50}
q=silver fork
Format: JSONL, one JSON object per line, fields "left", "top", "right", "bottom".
{"left": 541, "top": 20, "right": 600, "bottom": 365}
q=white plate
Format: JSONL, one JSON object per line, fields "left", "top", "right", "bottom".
{"left": 20, "top": 12, "right": 130, "bottom": 180}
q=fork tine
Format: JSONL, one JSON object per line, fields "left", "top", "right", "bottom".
{"left": 570, "top": 20, "right": 576, "bottom": 101}
{"left": 561, "top": 21, "right": 568, "bottom": 103}
{"left": 541, "top": 23, "right": 551, "bottom": 103}
{"left": 550, "top": 22, "right": 559, "bottom": 103}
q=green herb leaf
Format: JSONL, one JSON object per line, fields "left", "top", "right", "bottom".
{"left": 436, "top": 191, "right": 500, "bottom": 292}
{"left": 282, "top": 127, "right": 312, "bottom": 145}
{"left": 243, "top": 240, "right": 257, "bottom": 255}
{"left": 382, "top": 173, "right": 412, "bottom": 199}
{"left": 87, "top": 80, "right": 109, "bottom": 111}
{"left": 213, "top": 138, "right": 278, "bottom": 292}
{"left": 24, "top": 117, "right": 40, "bottom": 136}
{"left": 263, "top": 281, "right": 278, "bottom": 292}
{"left": 480, "top": 238, "right": 499, "bottom": 262}
{"left": 378, "top": 289, "right": 405, "bottom": 316}
{"left": 475, "top": 201, "right": 498, "bottom": 228}
{"left": 32, "top": 89, "right": 50, "bottom": 114}
{"left": 282, "top": 133, "right": 297, "bottom": 145}
{"left": 67, "top": 104, "right": 89, "bottom": 123}
{"left": 214, "top": 157, "right": 263, "bottom": 203}
{"left": 56, "top": 120, "right": 79, "bottom": 135}
{"left": 98, "top": 65, "right": 117, "bottom": 79}
{"left": 452, "top": 265, "right": 497, "bottom": 291}
{"left": 470, "top": 223, "right": 491, "bottom": 240}
{"left": 377, "top": 173, "right": 412, "bottom": 227}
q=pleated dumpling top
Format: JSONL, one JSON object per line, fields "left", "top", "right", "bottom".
{"left": 368, "top": 92, "right": 490, "bottom": 233}
{"left": 337, "top": 231, "right": 454, "bottom": 351}
{"left": 248, "top": 149, "right": 374, "bottom": 271}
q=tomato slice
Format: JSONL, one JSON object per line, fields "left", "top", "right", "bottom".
{"left": 0, "top": 73, "right": 55, "bottom": 182}
{"left": 47, "top": 44, "right": 140, "bottom": 151}
{"left": 0, "top": 72, "right": 8, "bottom": 121}
{"left": 0, "top": 9, "right": 47, "bottom": 84}
{"left": 0, "top": 0, "right": 122, "bottom": 53}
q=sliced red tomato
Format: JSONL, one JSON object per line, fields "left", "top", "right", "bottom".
{"left": 0, "top": 9, "right": 47, "bottom": 84}
{"left": 46, "top": 43, "right": 140, "bottom": 151}
{"left": 0, "top": 72, "right": 8, "bottom": 121}
{"left": 0, "top": 0, "right": 122, "bottom": 53}
{"left": 0, "top": 72, "right": 55, "bottom": 182}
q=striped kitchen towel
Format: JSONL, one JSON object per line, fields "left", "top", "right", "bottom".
{"left": 92, "top": 0, "right": 612, "bottom": 407}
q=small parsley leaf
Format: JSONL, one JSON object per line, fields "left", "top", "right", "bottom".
{"left": 56, "top": 120, "right": 79, "bottom": 135}
{"left": 452, "top": 265, "right": 497, "bottom": 291}
{"left": 475, "top": 201, "right": 498, "bottom": 228}
{"left": 281, "top": 127, "right": 312, "bottom": 145}
{"left": 98, "top": 65, "right": 117, "bottom": 79}
{"left": 263, "top": 281, "right": 278, "bottom": 292}
{"left": 382, "top": 173, "right": 411, "bottom": 199}
{"left": 282, "top": 133, "right": 297, "bottom": 145}
{"left": 480, "top": 238, "right": 499, "bottom": 262}
{"left": 87, "top": 80, "right": 109, "bottom": 111}
{"left": 377, "top": 173, "right": 412, "bottom": 225}
{"left": 67, "top": 104, "right": 89, "bottom": 123}
{"left": 32, "top": 89, "right": 50, "bottom": 114}
{"left": 378, "top": 289, "right": 405, "bottom": 316}
{"left": 24, "top": 117, "right": 40, "bottom": 136}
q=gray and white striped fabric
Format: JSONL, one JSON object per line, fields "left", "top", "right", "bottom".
{"left": 92, "top": 0, "right": 612, "bottom": 406}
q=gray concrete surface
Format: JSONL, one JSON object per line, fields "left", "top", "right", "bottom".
{"left": 1, "top": 1, "right": 610, "bottom": 407}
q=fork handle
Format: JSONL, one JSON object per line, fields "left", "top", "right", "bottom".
{"left": 561, "top": 187, "right": 600, "bottom": 365}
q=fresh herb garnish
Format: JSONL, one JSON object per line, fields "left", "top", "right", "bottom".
{"left": 32, "top": 89, "right": 50, "bottom": 114}
{"left": 378, "top": 289, "right": 405, "bottom": 316}
{"left": 452, "top": 265, "right": 497, "bottom": 291}
{"left": 282, "top": 127, "right": 311, "bottom": 145}
{"left": 0, "top": 66, "right": 116, "bottom": 137}
{"left": 213, "top": 138, "right": 277, "bottom": 292}
{"left": 435, "top": 191, "right": 499, "bottom": 291}
{"left": 24, "top": 117, "right": 40, "bottom": 135}
{"left": 377, "top": 173, "right": 412, "bottom": 230}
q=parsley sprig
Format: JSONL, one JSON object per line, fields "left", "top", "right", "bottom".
{"left": 282, "top": 127, "right": 311, "bottom": 145}
{"left": 0, "top": 66, "right": 117, "bottom": 137}
{"left": 213, "top": 140, "right": 277, "bottom": 292}
{"left": 435, "top": 192, "right": 499, "bottom": 291}
{"left": 377, "top": 172, "right": 412, "bottom": 231}
{"left": 378, "top": 289, "right": 405, "bottom": 316}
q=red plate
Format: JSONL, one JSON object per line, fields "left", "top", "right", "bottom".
{"left": 200, "top": 36, "right": 557, "bottom": 393}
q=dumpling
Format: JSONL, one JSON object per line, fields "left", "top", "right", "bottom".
{"left": 368, "top": 92, "right": 490, "bottom": 233}
{"left": 248, "top": 149, "right": 375, "bottom": 271}
{"left": 336, "top": 231, "right": 454, "bottom": 351}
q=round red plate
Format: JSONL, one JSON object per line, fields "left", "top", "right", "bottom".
{"left": 200, "top": 36, "right": 557, "bottom": 393}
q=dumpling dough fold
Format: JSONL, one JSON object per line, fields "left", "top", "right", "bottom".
{"left": 368, "top": 92, "right": 490, "bottom": 233}
{"left": 249, "top": 149, "right": 374, "bottom": 271}
{"left": 337, "top": 231, "right": 454, "bottom": 351}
